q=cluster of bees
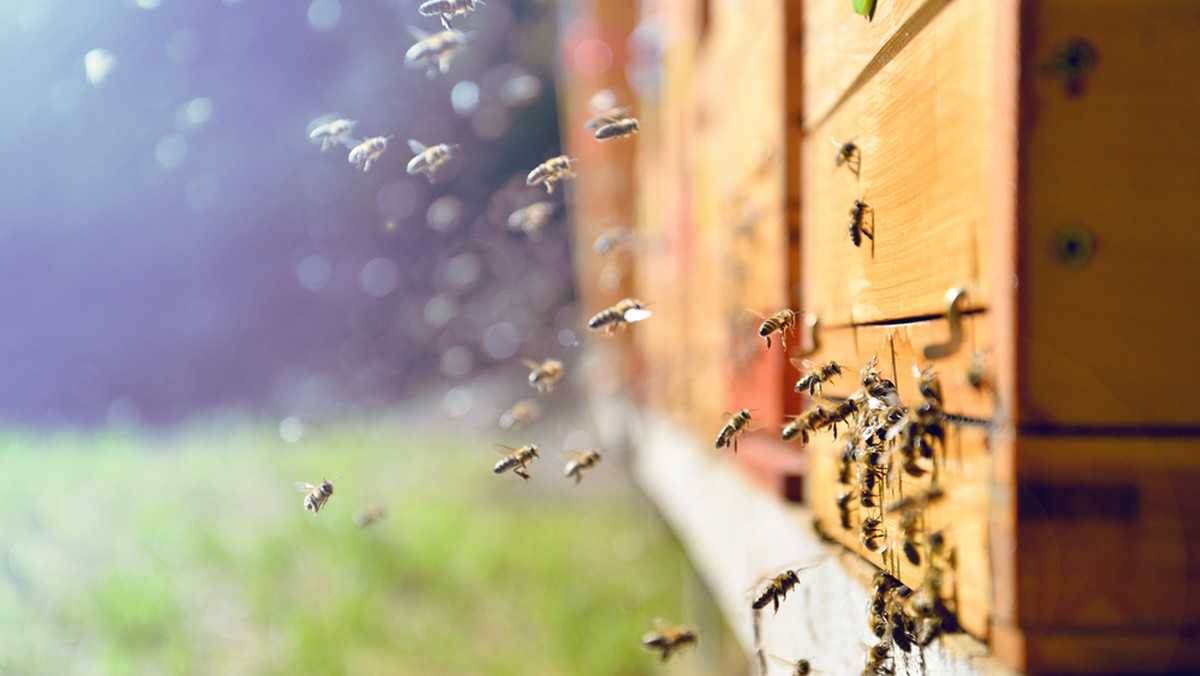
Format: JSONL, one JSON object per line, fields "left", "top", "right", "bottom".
{"left": 304, "top": 3, "right": 698, "bottom": 662}
{"left": 716, "top": 306, "right": 965, "bottom": 673}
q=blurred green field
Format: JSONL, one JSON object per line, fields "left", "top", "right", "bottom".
{"left": 0, "top": 418, "right": 737, "bottom": 676}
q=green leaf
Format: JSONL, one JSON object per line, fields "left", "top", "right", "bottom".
{"left": 852, "top": 0, "right": 878, "bottom": 20}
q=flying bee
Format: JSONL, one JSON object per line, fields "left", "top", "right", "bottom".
{"left": 418, "top": 0, "right": 481, "bottom": 30}
{"left": 849, "top": 200, "right": 874, "bottom": 247}
{"left": 594, "top": 117, "right": 640, "bottom": 141}
{"left": 781, "top": 405, "right": 829, "bottom": 445}
{"left": 826, "top": 396, "right": 862, "bottom": 438}
{"left": 499, "top": 399, "right": 540, "bottom": 430}
{"left": 404, "top": 26, "right": 469, "bottom": 79}
{"left": 793, "top": 360, "right": 848, "bottom": 397}
{"left": 309, "top": 118, "right": 357, "bottom": 151}
{"left": 522, "top": 358, "right": 564, "bottom": 394}
{"left": 752, "top": 569, "right": 802, "bottom": 614}
{"left": 915, "top": 364, "right": 943, "bottom": 407}
{"left": 526, "top": 155, "right": 578, "bottom": 194}
{"left": 860, "top": 356, "right": 899, "bottom": 404}
{"left": 492, "top": 443, "right": 539, "bottom": 481}
{"left": 507, "top": 202, "right": 556, "bottom": 240}
{"left": 296, "top": 477, "right": 340, "bottom": 515}
{"left": 406, "top": 139, "right": 457, "bottom": 182}
{"left": 861, "top": 517, "right": 884, "bottom": 552}
{"left": 562, "top": 449, "right": 601, "bottom": 484}
{"left": 351, "top": 506, "right": 387, "bottom": 528}
{"left": 836, "top": 490, "right": 855, "bottom": 529}
{"left": 768, "top": 656, "right": 832, "bottom": 676}
{"left": 593, "top": 225, "right": 632, "bottom": 255}
{"left": 754, "top": 309, "right": 797, "bottom": 351}
{"left": 585, "top": 89, "right": 633, "bottom": 131}
{"left": 587, "top": 297, "right": 651, "bottom": 334}
{"left": 716, "top": 409, "right": 755, "bottom": 454}
{"left": 829, "top": 136, "right": 861, "bottom": 176}
{"left": 641, "top": 620, "right": 697, "bottom": 662}
{"left": 348, "top": 135, "right": 393, "bottom": 171}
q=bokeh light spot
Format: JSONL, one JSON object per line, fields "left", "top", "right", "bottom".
{"left": 451, "top": 80, "right": 480, "bottom": 116}
{"left": 442, "top": 386, "right": 473, "bottom": 417}
{"left": 175, "top": 97, "right": 213, "bottom": 132}
{"left": 440, "top": 346, "right": 473, "bottom": 377}
{"left": 155, "top": 134, "right": 188, "bottom": 169}
{"left": 307, "top": 0, "right": 341, "bottom": 32}
{"left": 557, "top": 328, "right": 577, "bottom": 347}
{"left": 500, "top": 74, "right": 541, "bottom": 107}
{"left": 84, "top": 48, "right": 118, "bottom": 87}
{"left": 423, "top": 295, "right": 456, "bottom": 328}
{"left": 296, "top": 254, "right": 332, "bottom": 291}
{"left": 426, "top": 195, "right": 464, "bottom": 233}
{"left": 574, "top": 38, "right": 613, "bottom": 75}
{"left": 482, "top": 322, "right": 520, "bottom": 359}
{"left": 470, "top": 106, "right": 509, "bottom": 140}
{"left": 444, "top": 252, "right": 482, "bottom": 290}
{"left": 376, "top": 180, "right": 417, "bottom": 220}
{"left": 359, "top": 257, "right": 399, "bottom": 297}
{"left": 279, "top": 416, "right": 304, "bottom": 443}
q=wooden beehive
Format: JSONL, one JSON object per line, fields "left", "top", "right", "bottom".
{"left": 566, "top": 0, "right": 1200, "bottom": 673}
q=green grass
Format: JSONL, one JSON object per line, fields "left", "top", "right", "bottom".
{"left": 0, "top": 420, "right": 708, "bottom": 675}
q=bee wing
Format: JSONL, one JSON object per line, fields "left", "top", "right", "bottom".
{"left": 587, "top": 89, "right": 618, "bottom": 115}
{"left": 406, "top": 24, "right": 432, "bottom": 40}
{"left": 338, "top": 134, "right": 361, "bottom": 149}
{"left": 621, "top": 307, "right": 652, "bottom": 323}
{"left": 295, "top": 482, "right": 317, "bottom": 492}
{"left": 520, "top": 358, "right": 542, "bottom": 370}
{"left": 407, "top": 139, "right": 428, "bottom": 154}
{"left": 492, "top": 443, "right": 518, "bottom": 455}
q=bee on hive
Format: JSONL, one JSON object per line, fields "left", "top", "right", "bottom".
{"left": 829, "top": 136, "right": 861, "bottom": 176}
{"left": 849, "top": 199, "right": 874, "bottom": 247}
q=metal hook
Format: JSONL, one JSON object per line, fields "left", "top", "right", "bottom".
{"left": 793, "top": 313, "right": 820, "bottom": 358}
{"left": 923, "top": 288, "right": 966, "bottom": 360}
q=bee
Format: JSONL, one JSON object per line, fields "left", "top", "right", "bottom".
{"left": 836, "top": 443, "right": 856, "bottom": 484}
{"left": 404, "top": 26, "right": 469, "bottom": 79}
{"left": 296, "top": 477, "right": 339, "bottom": 515}
{"left": 849, "top": 200, "right": 874, "bottom": 247}
{"left": 594, "top": 117, "right": 640, "bottom": 141}
{"left": 593, "top": 225, "right": 631, "bottom": 255}
{"left": 830, "top": 137, "right": 861, "bottom": 176}
{"left": 348, "top": 136, "right": 392, "bottom": 172}
{"left": 521, "top": 358, "right": 564, "bottom": 393}
{"left": 915, "top": 365, "right": 943, "bottom": 407}
{"left": 836, "top": 490, "right": 855, "bottom": 529}
{"left": 562, "top": 449, "right": 601, "bottom": 484}
{"left": 406, "top": 139, "right": 457, "bottom": 183}
{"left": 752, "top": 569, "right": 802, "bottom": 614}
{"left": 492, "top": 443, "right": 539, "bottom": 481}
{"left": 351, "top": 506, "right": 387, "bottom": 528}
{"left": 863, "top": 641, "right": 893, "bottom": 676}
{"left": 309, "top": 118, "right": 357, "bottom": 152}
{"left": 888, "top": 601, "right": 915, "bottom": 653}
{"left": 826, "top": 397, "right": 862, "bottom": 438}
{"left": 508, "top": 202, "right": 556, "bottom": 240}
{"left": 641, "top": 620, "right": 697, "bottom": 662}
{"left": 585, "top": 89, "right": 633, "bottom": 131}
{"left": 793, "top": 360, "right": 848, "bottom": 397}
{"left": 861, "top": 517, "right": 884, "bottom": 552}
{"left": 716, "top": 409, "right": 755, "bottom": 454}
{"left": 781, "top": 405, "right": 829, "bottom": 445}
{"left": 418, "top": 0, "right": 480, "bottom": 30}
{"left": 860, "top": 356, "right": 899, "bottom": 404}
{"left": 966, "top": 350, "right": 992, "bottom": 390}
{"left": 499, "top": 399, "right": 540, "bottom": 430}
{"left": 587, "top": 297, "right": 651, "bottom": 334}
{"left": 769, "top": 655, "right": 829, "bottom": 676}
{"left": 526, "top": 155, "right": 578, "bottom": 194}
{"left": 755, "top": 309, "right": 797, "bottom": 351}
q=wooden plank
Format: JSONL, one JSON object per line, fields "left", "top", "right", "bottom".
{"left": 802, "top": 0, "right": 951, "bottom": 128}
{"left": 802, "top": 0, "right": 996, "bottom": 327}
{"left": 1014, "top": 437, "right": 1200, "bottom": 632}
{"left": 1016, "top": 0, "right": 1200, "bottom": 428}
{"left": 1021, "top": 632, "right": 1200, "bottom": 676}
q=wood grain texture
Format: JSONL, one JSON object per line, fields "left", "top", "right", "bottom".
{"left": 802, "top": 0, "right": 950, "bottom": 128}
{"left": 1017, "top": 0, "right": 1200, "bottom": 428}
{"left": 802, "top": 0, "right": 996, "bottom": 327}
